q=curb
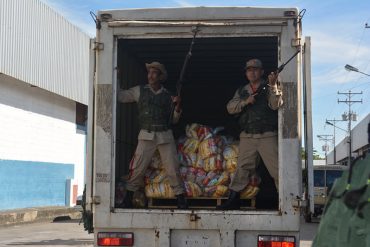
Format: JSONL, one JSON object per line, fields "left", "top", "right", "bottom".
{"left": 0, "top": 206, "right": 82, "bottom": 227}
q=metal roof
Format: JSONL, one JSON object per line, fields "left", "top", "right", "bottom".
{"left": 327, "top": 113, "right": 370, "bottom": 163}
{"left": 0, "top": 0, "right": 90, "bottom": 104}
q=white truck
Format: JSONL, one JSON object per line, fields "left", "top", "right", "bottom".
{"left": 85, "top": 6, "right": 313, "bottom": 247}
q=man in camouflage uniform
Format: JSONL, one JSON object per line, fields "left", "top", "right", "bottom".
{"left": 118, "top": 61, "right": 187, "bottom": 209}
{"left": 218, "top": 58, "right": 283, "bottom": 210}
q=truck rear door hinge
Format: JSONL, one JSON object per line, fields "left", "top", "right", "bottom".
{"left": 94, "top": 42, "right": 104, "bottom": 51}
{"left": 291, "top": 38, "right": 301, "bottom": 47}
{"left": 90, "top": 196, "right": 101, "bottom": 205}
{"left": 190, "top": 212, "right": 201, "bottom": 222}
{"left": 292, "top": 196, "right": 307, "bottom": 209}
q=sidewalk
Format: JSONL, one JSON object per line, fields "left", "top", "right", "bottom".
{"left": 0, "top": 206, "right": 82, "bottom": 226}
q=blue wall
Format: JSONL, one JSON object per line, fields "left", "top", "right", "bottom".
{"left": 0, "top": 160, "right": 74, "bottom": 210}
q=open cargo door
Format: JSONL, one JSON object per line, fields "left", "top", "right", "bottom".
{"left": 81, "top": 38, "right": 96, "bottom": 233}
{"left": 302, "top": 36, "right": 314, "bottom": 222}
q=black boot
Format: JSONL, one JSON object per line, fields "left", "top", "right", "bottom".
{"left": 123, "top": 190, "right": 134, "bottom": 208}
{"left": 176, "top": 194, "right": 188, "bottom": 209}
{"left": 216, "top": 190, "right": 240, "bottom": 210}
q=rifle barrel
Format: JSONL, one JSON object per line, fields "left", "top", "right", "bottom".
{"left": 276, "top": 49, "right": 300, "bottom": 73}
{"left": 168, "top": 26, "right": 200, "bottom": 125}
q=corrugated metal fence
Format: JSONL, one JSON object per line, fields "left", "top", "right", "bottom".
{"left": 0, "top": 0, "right": 90, "bottom": 104}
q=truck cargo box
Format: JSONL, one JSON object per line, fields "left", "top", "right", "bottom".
{"left": 87, "top": 6, "right": 311, "bottom": 247}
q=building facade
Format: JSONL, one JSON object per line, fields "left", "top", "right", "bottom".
{"left": 327, "top": 114, "right": 370, "bottom": 165}
{"left": 0, "top": 0, "right": 90, "bottom": 210}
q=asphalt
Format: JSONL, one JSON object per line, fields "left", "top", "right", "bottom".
{"left": 0, "top": 206, "right": 82, "bottom": 227}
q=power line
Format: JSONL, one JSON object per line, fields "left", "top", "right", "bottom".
{"left": 361, "top": 20, "right": 370, "bottom": 77}
{"left": 318, "top": 20, "right": 369, "bottom": 119}
{"left": 337, "top": 90, "right": 363, "bottom": 166}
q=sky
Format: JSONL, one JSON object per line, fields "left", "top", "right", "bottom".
{"left": 40, "top": 0, "right": 370, "bottom": 157}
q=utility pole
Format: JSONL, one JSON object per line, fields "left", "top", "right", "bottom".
{"left": 317, "top": 134, "right": 333, "bottom": 165}
{"left": 337, "top": 90, "right": 362, "bottom": 166}
{"left": 325, "top": 118, "right": 346, "bottom": 165}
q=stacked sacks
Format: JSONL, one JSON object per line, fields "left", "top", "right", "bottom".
{"left": 178, "top": 124, "right": 229, "bottom": 198}
{"left": 144, "top": 123, "right": 261, "bottom": 199}
{"left": 144, "top": 151, "right": 175, "bottom": 198}
{"left": 177, "top": 123, "right": 257, "bottom": 198}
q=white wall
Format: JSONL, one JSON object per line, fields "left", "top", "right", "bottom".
{"left": 352, "top": 113, "right": 370, "bottom": 152}
{"left": 327, "top": 113, "right": 370, "bottom": 164}
{"left": 0, "top": 74, "right": 86, "bottom": 196}
{"left": 0, "top": 0, "right": 90, "bottom": 104}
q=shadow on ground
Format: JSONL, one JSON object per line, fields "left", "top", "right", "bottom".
{"left": 6, "top": 238, "right": 93, "bottom": 246}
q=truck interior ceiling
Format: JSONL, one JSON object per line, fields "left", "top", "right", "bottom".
{"left": 116, "top": 36, "right": 279, "bottom": 209}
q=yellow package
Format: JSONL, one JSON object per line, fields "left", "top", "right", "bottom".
{"left": 145, "top": 182, "right": 175, "bottom": 198}
{"left": 152, "top": 170, "right": 167, "bottom": 183}
{"left": 203, "top": 155, "right": 223, "bottom": 172}
{"left": 213, "top": 185, "right": 228, "bottom": 197}
{"left": 187, "top": 153, "right": 198, "bottom": 167}
{"left": 223, "top": 144, "right": 239, "bottom": 160}
{"left": 240, "top": 185, "right": 260, "bottom": 199}
{"left": 185, "top": 181, "right": 203, "bottom": 197}
{"left": 216, "top": 171, "right": 230, "bottom": 186}
{"left": 186, "top": 123, "right": 200, "bottom": 139}
{"left": 183, "top": 138, "right": 200, "bottom": 154}
{"left": 194, "top": 156, "right": 205, "bottom": 169}
{"left": 226, "top": 158, "right": 237, "bottom": 173}
{"left": 163, "top": 182, "right": 175, "bottom": 198}
{"left": 199, "top": 138, "right": 218, "bottom": 159}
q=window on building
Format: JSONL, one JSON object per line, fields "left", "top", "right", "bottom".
{"left": 326, "top": 170, "right": 343, "bottom": 191}
{"left": 314, "top": 170, "right": 325, "bottom": 187}
{"left": 76, "top": 102, "right": 87, "bottom": 132}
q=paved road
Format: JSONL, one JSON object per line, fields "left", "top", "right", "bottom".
{"left": 300, "top": 219, "right": 319, "bottom": 247}
{"left": 0, "top": 219, "right": 93, "bottom": 247}
{"left": 0, "top": 218, "right": 317, "bottom": 247}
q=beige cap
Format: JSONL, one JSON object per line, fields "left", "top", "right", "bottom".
{"left": 245, "top": 59, "right": 263, "bottom": 69}
{"left": 145, "top": 61, "right": 167, "bottom": 82}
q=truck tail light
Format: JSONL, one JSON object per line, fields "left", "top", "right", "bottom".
{"left": 97, "top": 232, "right": 134, "bottom": 246}
{"left": 258, "top": 235, "right": 295, "bottom": 247}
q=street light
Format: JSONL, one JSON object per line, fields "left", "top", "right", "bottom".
{"left": 345, "top": 64, "right": 370, "bottom": 77}
{"left": 325, "top": 121, "right": 347, "bottom": 132}
{"left": 343, "top": 64, "right": 368, "bottom": 166}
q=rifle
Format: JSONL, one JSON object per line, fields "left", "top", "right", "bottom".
{"left": 275, "top": 49, "right": 301, "bottom": 74}
{"left": 168, "top": 25, "right": 200, "bottom": 125}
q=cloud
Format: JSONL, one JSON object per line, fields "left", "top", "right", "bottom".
{"left": 308, "top": 30, "right": 370, "bottom": 85}
{"left": 312, "top": 64, "right": 369, "bottom": 86}
{"left": 173, "top": 0, "right": 195, "bottom": 7}
{"left": 310, "top": 31, "right": 370, "bottom": 65}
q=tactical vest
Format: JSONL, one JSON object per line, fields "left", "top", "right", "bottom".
{"left": 238, "top": 82, "right": 278, "bottom": 134}
{"left": 137, "top": 85, "right": 172, "bottom": 132}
